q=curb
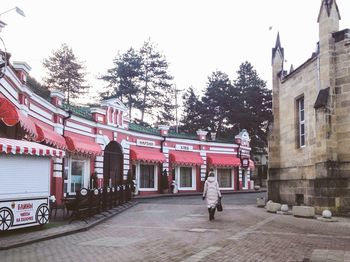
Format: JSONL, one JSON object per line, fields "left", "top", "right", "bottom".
{"left": 0, "top": 201, "right": 138, "bottom": 251}
{"left": 134, "top": 189, "right": 267, "bottom": 200}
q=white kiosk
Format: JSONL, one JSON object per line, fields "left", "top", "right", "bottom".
{"left": 0, "top": 137, "right": 65, "bottom": 231}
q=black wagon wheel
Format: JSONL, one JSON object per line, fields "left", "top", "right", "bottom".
{"left": 0, "top": 208, "right": 13, "bottom": 231}
{"left": 36, "top": 204, "right": 50, "bottom": 225}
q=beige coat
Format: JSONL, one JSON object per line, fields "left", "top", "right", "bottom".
{"left": 203, "top": 176, "right": 221, "bottom": 208}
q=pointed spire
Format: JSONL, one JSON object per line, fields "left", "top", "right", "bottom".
{"left": 289, "top": 64, "right": 294, "bottom": 74}
{"left": 317, "top": 0, "right": 341, "bottom": 22}
{"left": 272, "top": 32, "right": 284, "bottom": 65}
{"left": 275, "top": 32, "right": 281, "bottom": 49}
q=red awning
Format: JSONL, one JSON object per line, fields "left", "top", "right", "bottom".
{"left": 207, "top": 153, "right": 241, "bottom": 167}
{"left": 130, "top": 146, "right": 165, "bottom": 163}
{"left": 0, "top": 97, "right": 18, "bottom": 126}
{"left": 0, "top": 97, "right": 38, "bottom": 139}
{"left": 65, "top": 135, "right": 102, "bottom": 156}
{"left": 35, "top": 124, "right": 67, "bottom": 150}
{"left": 0, "top": 137, "right": 65, "bottom": 157}
{"left": 249, "top": 160, "right": 255, "bottom": 169}
{"left": 169, "top": 150, "right": 203, "bottom": 166}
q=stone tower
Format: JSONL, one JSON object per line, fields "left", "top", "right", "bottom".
{"left": 268, "top": 33, "right": 284, "bottom": 201}
{"left": 315, "top": 0, "right": 341, "bottom": 164}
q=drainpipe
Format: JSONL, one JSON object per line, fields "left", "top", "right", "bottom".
{"left": 61, "top": 110, "right": 72, "bottom": 197}
{"left": 62, "top": 110, "right": 72, "bottom": 137}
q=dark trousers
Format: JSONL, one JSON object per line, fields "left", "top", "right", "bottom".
{"left": 208, "top": 207, "right": 216, "bottom": 220}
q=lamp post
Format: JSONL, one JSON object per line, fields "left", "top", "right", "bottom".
{"left": 174, "top": 85, "right": 184, "bottom": 133}
{"left": 0, "top": 6, "right": 25, "bottom": 78}
{"left": 0, "top": 7, "right": 26, "bottom": 18}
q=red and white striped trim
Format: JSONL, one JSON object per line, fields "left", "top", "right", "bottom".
{"left": 0, "top": 137, "right": 65, "bottom": 158}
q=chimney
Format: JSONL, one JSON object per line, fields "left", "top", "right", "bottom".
{"left": 12, "top": 61, "right": 31, "bottom": 84}
{"left": 196, "top": 129, "right": 208, "bottom": 141}
{"left": 158, "top": 125, "right": 170, "bottom": 136}
{"left": 90, "top": 107, "right": 106, "bottom": 124}
{"left": 50, "top": 90, "right": 65, "bottom": 107}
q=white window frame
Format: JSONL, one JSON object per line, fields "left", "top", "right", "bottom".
{"left": 298, "top": 97, "right": 305, "bottom": 148}
{"left": 215, "top": 167, "right": 234, "bottom": 190}
{"left": 176, "top": 166, "right": 196, "bottom": 190}
{"left": 137, "top": 162, "right": 158, "bottom": 191}
{"left": 64, "top": 157, "right": 90, "bottom": 196}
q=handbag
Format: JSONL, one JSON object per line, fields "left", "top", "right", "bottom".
{"left": 217, "top": 198, "right": 223, "bottom": 212}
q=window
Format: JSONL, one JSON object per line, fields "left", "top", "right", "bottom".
{"left": 297, "top": 97, "right": 305, "bottom": 147}
{"left": 179, "top": 167, "right": 192, "bottom": 187}
{"left": 63, "top": 157, "right": 90, "bottom": 196}
{"left": 71, "top": 160, "right": 84, "bottom": 193}
{"left": 217, "top": 168, "right": 232, "bottom": 188}
{"left": 140, "top": 164, "right": 155, "bottom": 188}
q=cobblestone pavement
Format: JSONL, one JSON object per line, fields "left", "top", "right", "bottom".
{"left": 1, "top": 193, "right": 350, "bottom": 262}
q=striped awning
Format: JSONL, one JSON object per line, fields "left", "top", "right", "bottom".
{"left": 207, "top": 153, "right": 241, "bottom": 167}
{"left": 169, "top": 151, "right": 203, "bottom": 166}
{"left": 65, "top": 135, "right": 102, "bottom": 156}
{"left": 130, "top": 146, "right": 165, "bottom": 163}
{"left": 35, "top": 123, "right": 67, "bottom": 150}
{"left": 0, "top": 97, "right": 38, "bottom": 139}
{"left": 0, "top": 137, "right": 65, "bottom": 157}
{"left": 249, "top": 160, "right": 255, "bottom": 169}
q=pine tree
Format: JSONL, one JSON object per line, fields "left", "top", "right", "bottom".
{"left": 231, "top": 61, "right": 272, "bottom": 149}
{"left": 180, "top": 87, "right": 205, "bottom": 133}
{"left": 138, "top": 40, "right": 174, "bottom": 124}
{"left": 27, "top": 76, "right": 50, "bottom": 100}
{"left": 43, "top": 43, "right": 89, "bottom": 104}
{"left": 201, "top": 71, "right": 233, "bottom": 137}
{"left": 100, "top": 48, "right": 142, "bottom": 117}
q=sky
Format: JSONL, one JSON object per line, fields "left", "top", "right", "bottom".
{"left": 1, "top": 0, "right": 350, "bottom": 107}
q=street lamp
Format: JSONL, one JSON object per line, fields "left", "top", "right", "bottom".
{"left": 0, "top": 7, "right": 26, "bottom": 18}
{"left": 0, "top": 7, "right": 25, "bottom": 78}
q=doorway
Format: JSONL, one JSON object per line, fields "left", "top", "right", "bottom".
{"left": 103, "top": 141, "right": 123, "bottom": 187}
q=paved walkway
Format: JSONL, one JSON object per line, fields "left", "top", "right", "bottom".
{"left": 0, "top": 201, "right": 137, "bottom": 250}
{"left": 1, "top": 194, "right": 350, "bottom": 262}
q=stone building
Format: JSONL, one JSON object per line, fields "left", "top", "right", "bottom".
{"left": 268, "top": 0, "right": 350, "bottom": 214}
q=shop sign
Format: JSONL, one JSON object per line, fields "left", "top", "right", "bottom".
{"left": 175, "top": 144, "right": 193, "bottom": 151}
{"left": 10, "top": 199, "right": 46, "bottom": 226}
{"left": 136, "top": 139, "right": 155, "bottom": 147}
{"left": 241, "top": 158, "right": 249, "bottom": 168}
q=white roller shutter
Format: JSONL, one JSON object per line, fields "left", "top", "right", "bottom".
{"left": 0, "top": 154, "right": 50, "bottom": 200}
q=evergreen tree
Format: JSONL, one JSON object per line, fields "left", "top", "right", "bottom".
{"left": 100, "top": 40, "right": 174, "bottom": 125}
{"left": 201, "top": 70, "right": 233, "bottom": 137}
{"left": 180, "top": 87, "right": 204, "bottom": 133}
{"left": 138, "top": 40, "right": 174, "bottom": 124}
{"left": 26, "top": 76, "right": 50, "bottom": 100}
{"left": 100, "top": 48, "right": 142, "bottom": 117}
{"left": 43, "top": 43, "right": 89, "bottom": 104}
{"left": 231, "top": 61, "right": 272, "bottom": 149}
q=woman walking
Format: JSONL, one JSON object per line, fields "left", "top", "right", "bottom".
{"left": 202, "top": 169, "right": 221, "bottom": 221}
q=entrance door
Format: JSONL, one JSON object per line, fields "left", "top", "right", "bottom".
{"left": 103, "top": 142, "right": 123, "bottom": 187}
{"left": 235, "top": 167, "right": 240, "bottom": 191}
{"left": 242, "top": 169, "right": 246, "bottom": 189}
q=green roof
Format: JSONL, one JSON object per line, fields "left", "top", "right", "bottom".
{"left": 128, "top": 122, "right": 160, "bottom": 135}
{"left": 61, "top": 103, "right": 93, "bottom": 120}
{"left": 57, "top": 106, "right": 233, "bottom": 143}
{"left": 168, "top": 131, "right": 198, "bottom": 140}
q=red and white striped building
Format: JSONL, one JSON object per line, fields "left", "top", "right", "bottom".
{"left": 0, "top": 59, "right": 255, "bottom": 204}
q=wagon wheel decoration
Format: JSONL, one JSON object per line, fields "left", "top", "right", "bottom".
{"left": 36, "top": 204, "right": 49, "bottom": 225}
{"left": 0, "top": 208, "right": 13, "bottom": 231}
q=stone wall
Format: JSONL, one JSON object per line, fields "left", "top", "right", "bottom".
{"left": 268, "top": 36, "right": 350, "bottom": 213}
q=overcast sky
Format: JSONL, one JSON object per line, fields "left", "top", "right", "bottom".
{"left": 1, "top": 0, "right": 350, "bottom": 106}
